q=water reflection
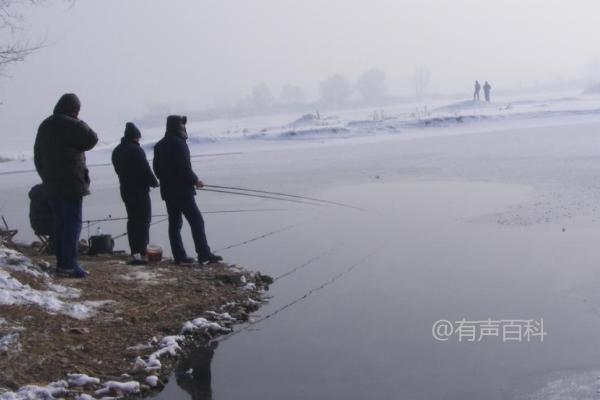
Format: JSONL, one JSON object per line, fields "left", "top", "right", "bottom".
{"left": 174, "top": 342, "right": 218, "bottom": 400}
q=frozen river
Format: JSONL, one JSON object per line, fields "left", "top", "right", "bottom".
{"left": 4, "top": 117, "right": 600, "bottom": 399}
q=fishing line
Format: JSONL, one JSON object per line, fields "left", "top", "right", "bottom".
{"left": 199, "top": 188, "right": 325, "bottom": 207}
{"left": 215, "top": 224, "right": 296, "bottom": 252}
{"left": 214, "top": 246, "right": 383, "bottom": 343}
{"left": 85, "top": 209, "right": 295, "bottom": 226}
{"left": 274, "top": 242, "right": 345, "bottom": 282}
{"left": 113, "top": 216, "right": 169, "bottom": 240}
{"left": 205, "top": 184, "right": 364, "bottom": 211}
{"left": 89, "top": 209, "right": 297, "bottom": 240}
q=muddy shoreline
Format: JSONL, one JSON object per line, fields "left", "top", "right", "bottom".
{"left": 0, "top": 244, "right": 271, "bottom": 399}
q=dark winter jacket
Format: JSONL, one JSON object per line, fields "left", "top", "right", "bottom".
{"left": 34, "top": 113, "right": 98, "bottom": 199}
{"left": 112, "top": 137, "right": 158, "bottom": 198}
{"left": 153, "top": 131, "right": 199, "bottom": 200}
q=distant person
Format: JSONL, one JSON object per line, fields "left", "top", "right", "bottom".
{"left": 112, "top": 122, "right": 159, "bottom": 265}
{"left": 152, "top": 115, "right": 222, "bottom": 265}
{"left": 483, "top": 81, "right": 492, "bottom": 102}
{"left": 34, "top": 93, "right": 99, "bottom": 278}
{"left": 474, "top": 80, "right": 481, "bottom": 101}
{"left": 28, "top": 183, "right": 54, "bottom": 253}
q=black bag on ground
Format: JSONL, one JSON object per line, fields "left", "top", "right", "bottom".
{"left": 88, "top": 234, "right": 114, "bottom": 255}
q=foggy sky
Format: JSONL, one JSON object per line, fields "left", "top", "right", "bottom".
{"left": 1, "top": 0, "right": 600, "bottom": 152}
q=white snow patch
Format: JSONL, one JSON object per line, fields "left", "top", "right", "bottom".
{"left": 0, "top": 380, "right": 68, "bottom": 400}
{"left": 94, "top": 381, "right": 140, "bottom": 396}
{"left": 0, "top": 333, "right": 19, "bottom": 353}
{"left": 67, "top": 373, "right": 100, "bottom": 387}
{"left": 0, "top": 245, "right": 106, "bottom": 319}
{"left": 120, "top": 269, "right": 166, "bottom": 284}
{"left": 145, "top": 375, "right": 159, "bottom": 387}
{"left": 181, "top": 317, "right": 230, "bottom": 334}
{"left": 204, "top": 311, "right": 235, "bottom": 321}
{"left": 134, "top": 335, "right": 184, "bottom": 372}
{"left": 75, "top": 394, "right": 95, "bottom": 400}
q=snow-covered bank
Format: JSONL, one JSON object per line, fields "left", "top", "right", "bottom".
{"left": 0, "top": 242, "right": 271, "bottom": 399}
{"left": 0, "top": 246, "right": 105, "bottom": 319}
{"left": 4, "top": 92, "right": 600, "bottom": 172}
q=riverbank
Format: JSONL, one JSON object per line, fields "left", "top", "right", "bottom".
{"left": 0, "top": 240, "right": 271, "bottom": 399}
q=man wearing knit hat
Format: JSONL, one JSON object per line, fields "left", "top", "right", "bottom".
{"left": 112, "top": 122, "right": 159, "bottom": 265}
{"left": 153, "top": 115, "right": 222, "bottom": 265}
{"left": 34, "top": 93, "right": 98, "bottom": 278}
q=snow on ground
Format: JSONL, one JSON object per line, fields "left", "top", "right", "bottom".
{"left": 0, "top": 245, "right": 105, "bottom": 319}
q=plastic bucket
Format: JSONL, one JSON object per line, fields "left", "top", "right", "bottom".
{"left": 146, "top": 244, "right": 163, "bottom": 263}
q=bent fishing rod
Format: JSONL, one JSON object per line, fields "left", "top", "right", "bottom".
{"left": 203, "top": 184, "right": 364, "bottom": 211}
{"left": 199, "top": 188, "right": 326, "bottom": 207}
{"left": 84, "top": 208, "right": 293, "bottom": 226}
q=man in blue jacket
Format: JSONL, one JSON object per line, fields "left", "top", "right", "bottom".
{"left": 153, "top": 115, "right": 222, "bottom": 265}
{"left": 112, "top": 122, "right": 159, "bottom": 264}
{"left": 34, "top": 93, "right": 98, "bottom": 278}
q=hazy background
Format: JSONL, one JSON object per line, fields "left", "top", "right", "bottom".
{"left": 1, "top": 0, "right": 600, "bottom": 152}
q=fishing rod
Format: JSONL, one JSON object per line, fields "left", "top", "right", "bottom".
{"left": 85, "top": 208, "right": 295, "bottom": 226}
{"left": 199, "top": 188, "right": 326, "bottom": 207}
{"left": 82, "top": 208, "right": 293, "bottom": 236}
{"left": 215, "top": 246, "right": 383, "bottom": 343}
{"left": 204, "top": 184, "right": 364, "bottom": 211}
{"left": 110, "top": 209, "right": 294, "bottom": 241}
{"left": 112, "top": 216, "right": 169, "bottom": 241}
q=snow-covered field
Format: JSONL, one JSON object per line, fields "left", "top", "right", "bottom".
{"left": 3, "top": 91, "right": 600, "bottom": 169}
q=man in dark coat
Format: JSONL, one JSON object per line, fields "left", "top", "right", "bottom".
{"left": 34, "top": 93, "right": 98, "bottom": 277}
{"left": 153, "top": 115, "right": 222, "bottom": 265}
{"left": 112, "top": 122, "right": 158, "bottom": 264}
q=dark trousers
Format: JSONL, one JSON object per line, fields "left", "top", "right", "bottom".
{"left": 122, "top": 192, "right": 152, "bottom": 255}
{"left": 165, "top": 194, "right": 211, "bottom": 261}
{"left": 50, "top": 197, "right": 82, "bottom": 269}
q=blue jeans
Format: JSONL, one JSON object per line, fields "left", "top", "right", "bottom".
{"left": 165, "top": 194, "right": 211, "bottom": 261}
{"left": 50, "top": 197, "right": 82, "bottom": 269}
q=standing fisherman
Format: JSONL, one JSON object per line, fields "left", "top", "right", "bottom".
{"left": 34, "top": 93, "right": 98, "bottom": 278}
{"left": 112, "top": 122, "right": 159, "bottom": 265}
{"left": 473, "top": 80, "right": 481, "bottom": 101}
{"left": 153, "top": 115, "right": 222, "bottom": 265}
{"left": 483, "top": 81, "right": 492, "bottom": 102}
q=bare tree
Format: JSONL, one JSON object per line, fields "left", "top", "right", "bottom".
{"left": 237, "top": 83, "right": 275, "bottom": 112}
{"left": 0, "top": 0, "right": 72, "bottom": 76}
{"left": 319, "top": 74, "right": 353, "bottom": 108}
{"left": 356, "top": 68, "right": 387, "bottom": 103}
{"left": 411, "top": 67, "right": 430, "bottom": 99}
{"left": 279, "top": 84, "right": 306, "bottom": 106}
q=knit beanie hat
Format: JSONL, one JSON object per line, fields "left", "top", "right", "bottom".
{"left": 124, "top": 122, "right": 142, "bottom": 140}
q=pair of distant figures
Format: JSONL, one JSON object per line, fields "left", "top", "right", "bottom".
{"left": 474, "top": 80, "right": 491, "bottom": 102}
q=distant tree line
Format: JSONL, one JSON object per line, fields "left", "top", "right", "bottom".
{"left": 236, "top": 66, "right": 433, "bottom": 113}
